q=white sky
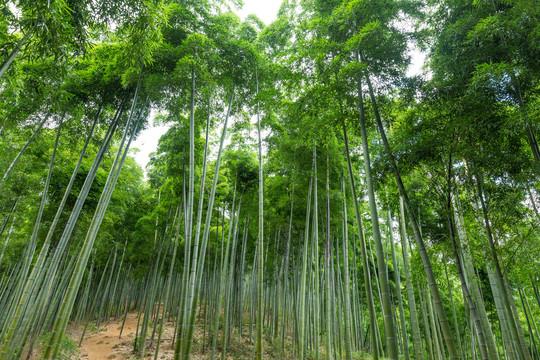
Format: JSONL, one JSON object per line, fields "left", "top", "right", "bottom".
{"left": 236, "top": 0, "right": 283, "bottom": 24}
{"left": 130, "top": 109, "right": 168, "bottom": 175}
{"left": 131, "top": 0, "right": 426, "bottom": 174}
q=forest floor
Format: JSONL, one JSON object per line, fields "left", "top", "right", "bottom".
{"left": 67, "top": 312, "right": 289, "bottom": 359}
{"left": 73, "top": 312, "right": 147, "bottom": 359}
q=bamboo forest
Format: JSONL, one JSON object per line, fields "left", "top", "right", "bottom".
{"left": 1, "top": 0, "right": 540, "bottom": 359}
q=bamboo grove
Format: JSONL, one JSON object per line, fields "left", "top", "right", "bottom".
{"left": 0, "top": 0, "right": 539, "bottom": 359}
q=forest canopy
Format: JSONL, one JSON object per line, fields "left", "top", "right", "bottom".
{"left": 0, "top": 0, "right": 539, "bottom": 359}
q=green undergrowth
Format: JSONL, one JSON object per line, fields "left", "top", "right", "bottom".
{"left": 38, "top": 333, "right": 78, "bottom": 359}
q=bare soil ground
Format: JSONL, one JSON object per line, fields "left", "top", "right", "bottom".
{"left": 69, "top": 313, "right": 290, "bottom": 359}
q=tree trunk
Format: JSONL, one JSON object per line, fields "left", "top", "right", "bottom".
{"left": 340, "top": 176, "right": 353, "bottom": 360}
{"left": 180, "top": 91, "right": 234, "bottom": 360}
{"left": 255, "top": 70, "right": 265, "bottom": 360}
{"left": 364, "top": 74, "right": 458, "bottom": 359}
{"left": 452, "top": 188, "right": 499, "bottom": 359}
{"left": 44, "top": 87, "right": 141, "bottom": 359}
{"left": 298, "top": 176, "right": 313, "bottom": 359}
{"left": 1, "top": 113, "right": 49, "bottom": 183}
{"left": 356, "top": 74, "right": 398, "bottom": 359}
{"left": 342, "top": 120, "right": 379, "bottom": 359}
{"left": 325, "top": 155, "right": 333, "bottom": 360}
{"left": 387, "top": 209, "right": 409, "bottom": 360}
{"left": 0, "top": 33, "right": 30, "bottom": 79}
{"left": 398, "top": 197, "right": 424, "bottom": 360}
{"left": 475, "top": 173, "right": 531, "bottom": 360}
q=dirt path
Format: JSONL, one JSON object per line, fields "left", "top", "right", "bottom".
{"left": 77, "top": 313, "right": 138, "bottom": 359}
{"left": 72, "top": 312, "right": 287, "bottom": 359}
{"left": 76, "top": 312, "right": 177, "bottom": 359}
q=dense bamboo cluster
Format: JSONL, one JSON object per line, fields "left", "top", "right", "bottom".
{"left": 0, "top": 0, "right": 539, "bottom": 359}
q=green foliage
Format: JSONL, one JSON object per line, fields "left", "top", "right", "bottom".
{"left": 0, "top": 0, "right": 539, "bottom": 359}
{"left": 38, "top": 332, "right": 78, "bottom": 360}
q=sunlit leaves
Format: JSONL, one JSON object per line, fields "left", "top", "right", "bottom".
{"left": 117, "top": 0, "right": 168, "bottom": 71}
